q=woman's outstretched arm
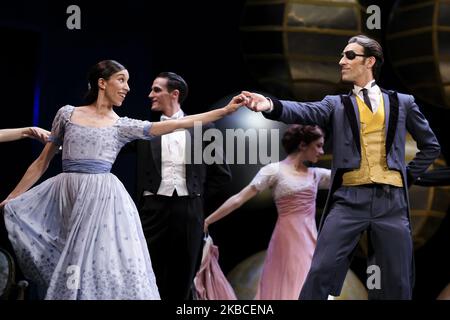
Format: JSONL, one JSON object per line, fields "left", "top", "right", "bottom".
{"left": 149, "top": 94, "right": 248, "bottom": 137}
{"left": 204, "top": 184, "right": 259, "bottom": 232}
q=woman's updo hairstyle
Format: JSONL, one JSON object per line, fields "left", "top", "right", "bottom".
{"left": 84, "top": 60, "right": 126, "bottom": 105}
{"left": 281, "top": 124, "right": 324, "bottom": 154}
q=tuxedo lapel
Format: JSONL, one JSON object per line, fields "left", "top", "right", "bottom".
{"left": 349, "top": 95, "right": 361, "bottom": 129}
{"left": 384, "top": 90, "right": 399, "bottom": 156}
{"left": 150, "top": 136, "right": 162, "bottom": 176}
{"left": 341, "top": 94, "right": 361, "bottom": 156}
{"left": 383, "top": 91, "right": 391, "bottom": 142}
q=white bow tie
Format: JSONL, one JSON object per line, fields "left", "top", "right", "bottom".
{"left": 160, "top": 115, "right": 175, "bottom": 121}
{"left": 160, "top": 111, "right": 183, "bottom": 121}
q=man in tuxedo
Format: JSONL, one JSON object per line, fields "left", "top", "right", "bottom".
{"left": 243, "top": 35, "right": 441, "bottom": 299}
{"left": 135, "top": 72, "right": 232, "bottom": 300}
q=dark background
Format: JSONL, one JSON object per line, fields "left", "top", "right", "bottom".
{"left": 1, "top": 0, "right": 449, "bottom": 300}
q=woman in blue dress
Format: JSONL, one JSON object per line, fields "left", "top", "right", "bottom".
{"left": 0, "top": 60, "right": 244, "bottom": 300}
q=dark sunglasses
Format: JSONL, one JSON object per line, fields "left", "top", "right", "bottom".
{"left": 341, "top": 50, "right": 368, "bottom": 60}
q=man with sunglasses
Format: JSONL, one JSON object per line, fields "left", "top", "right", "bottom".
{"left": 242, "top": 35, "right": 441, "bottom": 299}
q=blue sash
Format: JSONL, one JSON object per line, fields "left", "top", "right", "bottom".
{"left": 62, "top": 159, "right": 112, "bottom": 173}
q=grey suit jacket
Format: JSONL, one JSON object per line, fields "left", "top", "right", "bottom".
{"left": 263, "top": 90, "right": 441, "bottom": 231}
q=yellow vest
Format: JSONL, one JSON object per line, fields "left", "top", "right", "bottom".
{"left": 342, "top": 94, "right": 403, "bottom": 187}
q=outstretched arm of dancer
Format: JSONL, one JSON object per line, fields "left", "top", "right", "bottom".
{"left": 0, "top": 127, "right": 51, "bottom": 144}
{"left": 203, "top": 185, "right": 260, "bottom": 233}
{"left": 149, "top": 94, "right": 248, "bottom": 136}
{"left": 0, "top": 142, "right": 59, "bottom": 208}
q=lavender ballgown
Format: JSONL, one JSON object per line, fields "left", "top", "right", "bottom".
{"left": 4, "top": 105, "right": 160, "bottom": 300}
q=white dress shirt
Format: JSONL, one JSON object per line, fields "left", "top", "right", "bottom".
{"left": 353, "top": 80, "right": 382, "bottom": 113}
{"left": 156, "top": 109, "right": 189, "bottom": 196}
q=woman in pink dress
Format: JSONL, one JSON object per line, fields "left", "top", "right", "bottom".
{"left": 204, "top": 125, "right": 331, "bottom": 300}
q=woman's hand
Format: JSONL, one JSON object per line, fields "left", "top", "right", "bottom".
{"left": 224, "top": 93, "right": 251, "bottom": 115}
{"left": 0, "top": 197, "right": 12, "bottom": 210}
{"left": 24, "top": 127, "right": 51, "bottom": 144}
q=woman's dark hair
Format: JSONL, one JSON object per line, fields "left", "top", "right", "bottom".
{"left": 348, "top": 35, "right": 384, "bottom": 80}
{"left": 281, "top": 125, "right": 324, "bottom": 155}
{"left": 157, "top": 72, "right": 189, "bottom": 104}
{"left": 84, "top": 60, "right": 126, "bottom": 105}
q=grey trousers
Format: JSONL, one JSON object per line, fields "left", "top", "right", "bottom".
{"left": 299, "top": 184, "right": 414, "bottom": 300}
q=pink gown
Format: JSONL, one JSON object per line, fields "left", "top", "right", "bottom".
{"left": 193, "top": 235, "right": 237, "bottom": 300}
{"left": 252, "top": 162, "right": 330, "bottom": 300}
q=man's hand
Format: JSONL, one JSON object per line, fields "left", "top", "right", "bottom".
{"left": 241, "top": 91, "right": 272, "bottom": 112}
